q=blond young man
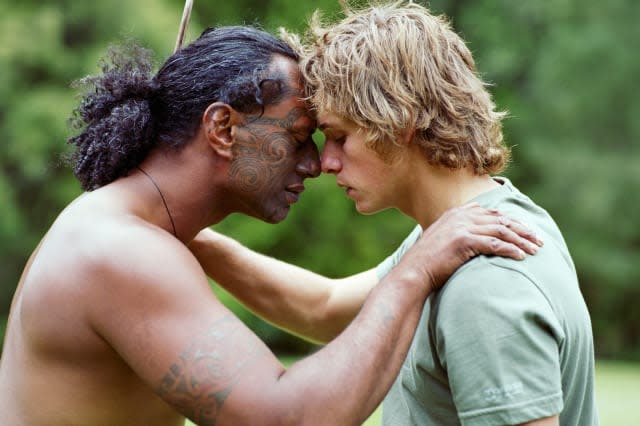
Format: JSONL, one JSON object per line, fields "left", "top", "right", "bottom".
{"left": 191, "top": 2, "right": 598, "bottom": 425}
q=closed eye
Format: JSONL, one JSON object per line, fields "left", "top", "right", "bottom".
{"left": 320, "top": 129, "right": 345, "bottom": 145}
{"left": 295, "top": 134, "right": 312, "bottom": 146}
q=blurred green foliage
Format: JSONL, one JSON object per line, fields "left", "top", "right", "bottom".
{"left": 0, "top": 0, "right": 638, "bottom": 359}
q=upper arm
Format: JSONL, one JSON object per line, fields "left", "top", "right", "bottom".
{"left": 85, "top": 231, "right": 286, "bottom": 425}
{"left": 435, "top": 259, "right": 564, "bottom": 425}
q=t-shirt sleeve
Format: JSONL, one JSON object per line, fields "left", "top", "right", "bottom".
{"left": 376, "top": 225, "right": 422, "bottom": 281}
{"left": 434, "top": 257, "right": 565, "bottom": 425}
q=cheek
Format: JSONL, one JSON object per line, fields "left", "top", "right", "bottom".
{"left": 261, "top": 132, "right": 289, "bottom": 166}
{"left": 229, "top": 132, "right": 268, "bottom": 193}
{"left": 229, "top": 130, "right": 295, "bottom": 195}
{"left": 260, "top": 132, "right": 298, "bottom": 187}
{"left": 359, "top": 160, "right": 395, "bottom": 195}
{"left": 229, "top": 156, "right": 267, "bottom": 193}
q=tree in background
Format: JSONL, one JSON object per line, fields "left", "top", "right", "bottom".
{"left": 1, "top": 0, "right": 638, "bottom": 359}
{"left": 0, "top": 0, "right": 182, "bottom": 340}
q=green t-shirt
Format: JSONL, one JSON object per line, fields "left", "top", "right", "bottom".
{"left": 377, "top": 178, "right": 598, "bottom": 426}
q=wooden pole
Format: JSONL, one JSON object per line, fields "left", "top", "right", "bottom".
{"left": 174, "top": 0, "right": 194, "bottom": 53}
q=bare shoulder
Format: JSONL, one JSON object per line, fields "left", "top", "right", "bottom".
{"left": 30, "top": 196, "right": 202, "bottom": 298}
{"left": 60, "top": 208, "right": 216, "bottom": 328}
{"left": 85, "top": 219, "right": 216, "bottom": 326}
{"left": 18, "top": 195, "right": 210, "bottom": 349}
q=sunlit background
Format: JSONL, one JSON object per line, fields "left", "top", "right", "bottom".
{"left": 1, "top": 0, "right": 638, "bottom": 424}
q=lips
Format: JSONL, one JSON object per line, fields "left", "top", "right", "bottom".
{"left": 337, "top": 180, "right": 354, "bottom": 197}
{"left": 285, "top": 183, "right": 305, "bottom": 204}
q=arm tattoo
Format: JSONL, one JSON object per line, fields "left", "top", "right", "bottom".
{"left": 157, "top": 315, "right": 268, "bottom": 426}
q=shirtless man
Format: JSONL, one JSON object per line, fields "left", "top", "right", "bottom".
{"left": 0, "top": 26, "right": 539, "bottom": 425}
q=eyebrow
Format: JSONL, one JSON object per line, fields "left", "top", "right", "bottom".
{"left": 317, "top": 116, "right": 345, "bottom": 131}
{"left": 292, "top": 119, "right": 316, "bottom": 134}
{"left": 318, "top": 121, "right": 337, "bottom": 131}
{"left": 293, "top": 111, "right": 317, "bottom": 128}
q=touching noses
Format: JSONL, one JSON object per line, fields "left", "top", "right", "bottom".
{"left": 296, "top": 141, "right": 321, "bottom": 178}
{"left": 320, "top": 139, "right": 342, "bottom": 174}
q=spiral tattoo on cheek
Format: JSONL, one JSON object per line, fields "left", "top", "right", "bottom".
{"left": 229, "top": 134, "right": 267, "bottom": 193}
{"left": 229, "top": 125, "right": 295, "bottom": 196}
{"left": 260, "top": 131, "right": 288, "bottom": 166}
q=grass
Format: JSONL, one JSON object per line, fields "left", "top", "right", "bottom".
{"left": 185, "top": 358, "right": 640, "bottom": 426}
{"left": 593, "top": 359, "right": 640, "bottom": 425}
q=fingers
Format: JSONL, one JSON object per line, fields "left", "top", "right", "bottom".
{"left": 497, "top": 217, "right": 544, "bottom": 248}
{"left": 409, "top": 204, "right": 545, "bottom": 290}
{"left": 469, "top": 236, "right": 528, "bottom": 261}
{"left": 452, "top": 202, "right": 544, "bottom": 250}
{"left": 471, "top": 224, "right": 540, "bottom": 256}
{"left": 429, "top": 203, "right": 544, "bottom": 260}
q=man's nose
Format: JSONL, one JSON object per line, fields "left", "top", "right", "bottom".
{"left": 321, "top": 140, "right": 342, "bottom": 174}
{"left": 296, "top": 141, "right": 321, "bottom": 178}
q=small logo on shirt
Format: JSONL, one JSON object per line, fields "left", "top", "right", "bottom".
{"left": 483, "top": 382, "right": 524, "bottom": 402}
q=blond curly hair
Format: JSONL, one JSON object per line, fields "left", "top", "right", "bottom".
{"left": 284, "top": 1, "right": 509, "bottom": 173}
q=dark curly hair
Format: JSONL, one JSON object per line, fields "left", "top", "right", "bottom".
{"left": 67, "top": 26, "right": 298, "bottom": 190}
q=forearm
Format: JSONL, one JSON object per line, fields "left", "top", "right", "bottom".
{"left": 176, "top": 205, "right": 544, "bottom": 425}
{"left": 272, "top": 264, "right": 428, "bottom": 425}
{"left": 189, "top": 228, "right": 368, "bottom": 342}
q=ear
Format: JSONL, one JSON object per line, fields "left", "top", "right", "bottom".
{"left": 202, "top": 102, "right": 242, "bottom": 160}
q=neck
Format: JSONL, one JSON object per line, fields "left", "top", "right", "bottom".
{"left": 398, "top": 162, "right": 500, "bottom": 229}
{"left": 127, "top": 141, "right": 233, "bottom": 243}
{"left": 136, "top": 166, "right": 177, "bottom": 237}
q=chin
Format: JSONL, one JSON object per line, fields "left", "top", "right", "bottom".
{"left": 355, "top": 202, "right": 387, "bottom": 216}
{"left": 355, "top": 205, "right": 375, "bottom": 215}
{"left": 262, "top": 206, "right": 291, "bottom": 224}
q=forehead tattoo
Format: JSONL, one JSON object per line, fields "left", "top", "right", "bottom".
{"left": 249, "top": 106, "right": 311, "bottom": 131}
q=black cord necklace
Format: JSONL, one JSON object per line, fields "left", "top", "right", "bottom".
{"left": 136, "top": 166, "right": 177, "bottom": 237}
